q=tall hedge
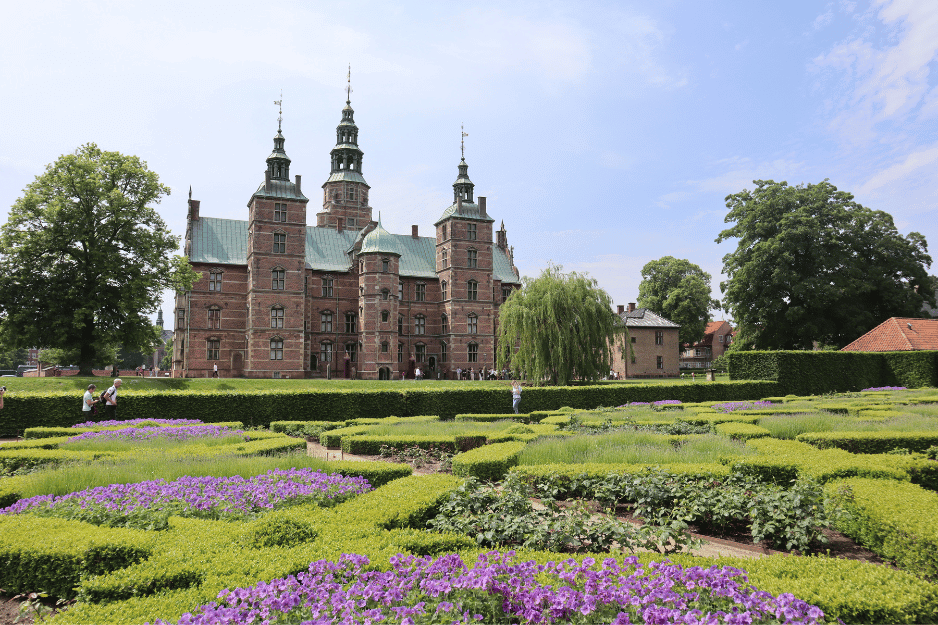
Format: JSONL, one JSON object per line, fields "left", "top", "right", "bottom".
{"left": 0, "top": 381, "right": 779, "bottom": 437}
{"left": 727, "top": 350, "right": 938, "bottom": 395}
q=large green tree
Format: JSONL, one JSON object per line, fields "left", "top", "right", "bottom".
{"left": 496, "top": 264, "right": 625, "bottom": 385}
{"left": 716, "top": 179, "right": 934, "bottom": 350}
{"left": 0, "top": 144, "right": 199, "bottom": 375}
{"left": 637, "top": 256, "right": 721, "bottom": 348}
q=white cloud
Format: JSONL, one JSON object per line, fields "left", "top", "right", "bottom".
{"left": 813, "top": 10, "right": 834, "bottom": 30}
{"left": 857, "top": 144, "right": 938, "bottom": 196}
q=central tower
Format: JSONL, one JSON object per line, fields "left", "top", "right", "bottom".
{"left": 317, "top": 73, "right": 373, "bottom": 231}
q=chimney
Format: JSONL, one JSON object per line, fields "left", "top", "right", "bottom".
{"left": 188, "top": 198, "right": 200, "bottom": 221}
{"left": 412, "top": 225, "right": 418, "bottom": 239}
{"left": 264, "top": 169, "right": 271, "bottom": 193}
{"left": 617, "top": 305, "right": 624, "bottom": 314}
{"left": 628, "top": 303, "right": 636, "bottom": 313}
{"left": 337, "top": 217, "right": 343, "bottom": 233}
{"left": 457, "top": 195, "right": 463, "bottom": 211}
{"left": 478, "top": 196, "right": 486, "bottom": 215}
{"left": 294, "top": 174, "right": 302, "bottom": 195}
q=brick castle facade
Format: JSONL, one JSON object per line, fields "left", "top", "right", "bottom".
{"left": 172, "top": 94, "right": 520, "bottom": 379}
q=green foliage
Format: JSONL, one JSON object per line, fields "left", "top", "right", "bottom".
{"left": 717, "top": 179, "right": 933, "bottom": 350}
{"left": 495, "top": 263, "right": 625, "bottom": 385}
{"left": 714, "top": 422, "right": 771, "bottom": 440}
{"left": 797, "top": 431, "right": 938, "bottom": 454}
{"left": 0, "top": 144, "right": 200, "bottom": 375}
{"left": 241, "top": 512, "right": 318, "bottom": 549}
{"left": 451, "top": 441, "right": 527, "bottom": 481}
{"left": 270, "top": 420, "right": 345, "bottom": 438}
{"left": 637, "top": 256, "right": 721, "bottom": 347}
{"left": 342, "top": 435, "right": 456, "bottom": 455}
{"left": 728, "top": 350, "right": 938, "bottom": 394}
{"left": 827, "top": 478, "right": 938, "bottom": 582}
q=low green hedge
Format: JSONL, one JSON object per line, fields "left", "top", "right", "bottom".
{"left": 827, "top": 477, "right": 938, "bottom": 582}
{"left": 342, "top": 435, "right": 456, "bottom": 455}
{"left": 0, "top": 515, "right": 154, "bottom": 598}
{"left": 0, "top": 448, "right": 117, "bottom": 476}
{"left": 454, "top": 413, "right": 528, "bottom": 423}
{"left": 270, "top": 420, "right": 346, "bottom": 437}
{"left": 509, "top": 463, "right": 731, "bottom": 499}
{"left": 451, "top": 441, "right": 527, "bottom": 481}
{"left": 797, "top": 431, "right": 938, "bottom": 454}
{"left": 679, "top": 414, "right": 760, "bottom": 426}
{"left": 714, "top": 422, "right": 771, "bottom": 440}
{"left": 319, "top": 425, "right": 373, "bottom": 448}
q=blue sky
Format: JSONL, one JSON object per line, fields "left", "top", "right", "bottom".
{"left": 2, "top": 0, "right": 936, "bottom": 324}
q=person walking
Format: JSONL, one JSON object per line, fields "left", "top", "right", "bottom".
{"left": 0, "top": 386, "right": 4, "bottom": 410}
{"left": 82, "top": 384, "right": 98, "bottom": 417}
{"left": 511, "top": 381, "right": 522, "bottom": 414}
{"left": 213, "top": 363, "right": 218, "bottom": 378}
{"left": 102, "top": 378, "right": 121, "bottom": 420}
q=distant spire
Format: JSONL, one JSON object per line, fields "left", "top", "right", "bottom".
{"left": 188, "top": 186, "right": 192, "bottom": 200}
{"left": 274, "top": 90, "right": 283, "bottom": 132}
{"left": 346, "top": 64, "right": 353, "bottom": 104}
{"left": 461, "top": 123, "right": 468, "bottom": 160}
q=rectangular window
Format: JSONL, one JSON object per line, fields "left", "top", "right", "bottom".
{"left": 208, "top": 308, "right": 220, "bottom": 329}
{"left": 270, "top": 339, "right": 283, "bottom": 361}
{"left": 441, "top": 281, "right": 447, "bottom": 300}
{"left": 271, "top": 308, "right": 284, "bottom": 329}
{"left": 441, "top": 315, "right": 449, "bottom": 334}
{"left": 442, "top": 224, "right": 447, "bottom": 239}
{"left": 177, "top": 308, "right": 185, "bottom": 327}
{"left": 320, "top": 312, "right": 333, "bottom": 333}
{"left": 398, "top": 343, "right": 403, "bottom": 363}
{"left": 272, "top": 270, "right": 285, "bottom": 290}
{"left": 345, "top": 343, "right": 357, "bottom": 362}
{"left": 415, "top": 344, "right": 425, "bottom": 363}
{"left": 718, "top": 335, "right": 724, "bottom": 343}
{"left": 467, "top": 249, "right": 478, "bottom": 268}
{"left": 468, "top": 344, "right": 478, "bottom": 363}
{"left": 322, "top": 278, "right": 334, "bottom": 297}
{"left": 502, "top": 286, "right": 512, "bottom": 302}
{"left": 347, "top": 217, "right": 355, "bottom": 227}
{"left": 656, "top": 356, "right": 663, "bottom": 370}
{"left": 467, "top": 223, "right": 477, "bottom": 241}
{"left": 382, "top": 259, "right": 389, "bottom": 272}
{"left": 274, "top": 203, "right": 286, "bottom": 222}
{"left": 398, "top": 282, "right": 404, "bottom": 300}
{"left": 273, "top": 233, "right": 286, "bottom": 253}
{"left": 345, "top": 313, "right": 356, "bottom": 334}
{"left": 207, "top": 339, "right": 219, "bottom": 360}
{"left": 381, "top": 341, "right": 389, "bottom": 353}
{"left": 209, "top": 272, "right": 222, "bottom": 292}
{"left": 468, "top": 315, "right": 478, "bottom": 334}
{"left": 347, "top": 186, "right": 355, "bottom": 200}
{"left": 320, "top": 342, "right": 333, "bottom": 363}
{"left": 442, "top": 250, "right": 448, "bottom": 268}
{"left": 655, "top": 331, "right": 664, "bottom": 345}
{"left": 631, "top": 336, "right": 637, "bottom": 343}
{"left": 440, "top": 342, "right": 447, "bottom": 363}
{"left": 398, "top": 316, "right": 403, "bottom": 334}
{"left": 415, "top": 316, "right": 425, "bottom": 335}
{"left": 468, "top": 281, "right": 478, "bottom": 301}
{"left": 415, "top": 283, "right": 426, "bottom": 302}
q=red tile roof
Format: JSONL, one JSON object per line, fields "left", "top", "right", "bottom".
{"left": 841, "top": 318, "right": 938, "bottom": 352}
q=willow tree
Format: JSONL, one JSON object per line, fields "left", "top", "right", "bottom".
{"left": 496, "top": 264, "right": 625, "bottom": 386}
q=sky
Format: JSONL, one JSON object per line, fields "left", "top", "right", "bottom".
{"left": 2, "top": 0, "right": 937, "bottom": 325}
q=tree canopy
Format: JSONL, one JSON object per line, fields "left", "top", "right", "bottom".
{"left": 496, "top": 264, "right": 625, "bottom": 386}
{"left": 0, "top": 144, "right": 199, "bottom": 375}
{"left": 637, "top": 256, "right": 720, "bottom": 348}
{"left": 716, "top": 179, "right": 934, "bottom": 350}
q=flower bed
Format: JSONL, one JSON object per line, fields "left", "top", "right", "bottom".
{"left": 860, "top": 387, "right": 907, "bottom": 392}
{"left": 0, "top": 469, "right": 371, "bottom": 527}
{"left": 66, "top": 425, "right": 243, "bottom": 444}
{"left": 157, "top": 551, "right": 826, "bottom": 625}
{"left": 72, "top": 418, "right": 205, "bottom": 428}
{"left": 711, "top": 401, "right": 776, "bottom": 413}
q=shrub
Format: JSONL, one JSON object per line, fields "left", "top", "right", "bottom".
{"left": 715, "top": 422, "right": 771, "bottom": 440}
{"left": 797, "top": 431, "right": 938, "bottom": 455}
{"left": 451, "top": 442, "right": 527, "bottom": 481}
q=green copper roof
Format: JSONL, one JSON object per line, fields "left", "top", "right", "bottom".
{"left": 360, "top": 221, "right": 400, "bottom": 255}
{"left": 190, "top": 216, "right": 520, "bottom": 284}
{"left": 251, "top": 179, "right": 309, "bottom": 205}
{"left": 435, "top": 200, "right": 494, "bottom": 225}
{"left": 324, "top": 171, "right": 368, "bottom": 185}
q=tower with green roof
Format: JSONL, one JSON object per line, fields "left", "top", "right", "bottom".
{"left": 317, "top": 87, "right": 372, "bottom": 231}
{"left": 356, "top": 216, "right": 401, "bottom": 379}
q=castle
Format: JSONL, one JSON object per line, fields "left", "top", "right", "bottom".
{"left": 172, "top": 92, "right": 520, "bottom": 379}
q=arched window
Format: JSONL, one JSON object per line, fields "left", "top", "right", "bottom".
{"left": 270, "top": 337, "right": 284, "bottom": 360}
{"left": 271, "top": 269, "right": 285, "bottom": 290}
{"left": 270, "top": 306, "right": 284, "bottom": 329}
{"left": 467, "top": 313, "right": 478, "bottom": 335}
{"left": 414, "top": 315, "right": 426, "bottom": 335}
{"left": 441, "top": 314, "right": 449, "bottom": 334}
{"left": 441, "top": 280, "right": 447, "bottom": 300}
{"left": 467, "top": 280, "right": 478, "bottom": 301}
{"left": 208, "top": 306, "right": 221, "bottom": 329}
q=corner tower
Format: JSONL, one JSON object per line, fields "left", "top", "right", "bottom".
{"left": 245, "top": 106, "right": 309, "bottom": 378}
{"left": 318, "top": 74, "right": 373, "bottom": 231}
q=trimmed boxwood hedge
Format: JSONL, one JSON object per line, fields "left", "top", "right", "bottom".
{"left": 728, "top": 350, "right": 938, "bottom": 395}
{"left": 796, "top": 431, "right": 938, "bottom": 455}
{"left": 0, "top": 381, "right": 780, "bottom": 437}
{"left": 451, "top": 441, "right": 527, "bottom": 481}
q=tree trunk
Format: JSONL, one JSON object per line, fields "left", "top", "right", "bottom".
{"left": 78, "top": 319, "right": 96, "bottom": 376}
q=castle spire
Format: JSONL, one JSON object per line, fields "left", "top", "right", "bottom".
{"left": 453, "top": 124, "right": 474, "bottom": 203}
{"left": 266, "top": 93, "right": 291, "bottom": 181}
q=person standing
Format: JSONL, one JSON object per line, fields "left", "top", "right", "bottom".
{"left": 511, "top": 381, "right": 522, "bottom": 414}
{"left": 414, "top": 366, "right": 421, "bottom": 381}
{"left": 0, "top": 386, "right": 4, "bottom": 410}
{"left": 213, "top": 363, "right": 218, "bottom": 378}
{"left": 103, "top": 378, "right": 121, "bottom": 420}
{"left": 82, "top": 384, "right": 98, "bottom": 417}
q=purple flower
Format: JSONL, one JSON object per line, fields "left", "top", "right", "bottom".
{"left": 72, "top": 418, "right": 204, "bottom": 428}
{"left": 66, "top": 425, "right": 242, "bottom": 443}
{"left": 711, "top": 401, "right": 777, "bottom": 413}
{"left": 861, "top": 386, "right": 906, "bottom": 392}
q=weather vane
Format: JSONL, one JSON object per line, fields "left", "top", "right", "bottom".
{"left": 461, "top": 123, "right": 468, "bottom": 159}
{"left": 346, "top": 64, "right": 353, "bottom": 103}
{"left": 274, "top": 90, "right": 283, "bottom": 131}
